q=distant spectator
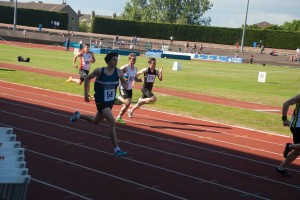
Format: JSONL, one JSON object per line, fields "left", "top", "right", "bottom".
{"left": 270, "top": 50, "right": 278, "bottom": 56}
{"left": 115, "top": 35, "right": 119, "bottom": 43}
{"left": 170, "top": 36, "right": 174, "bottom": 45}
{"left": 54, "top": 21, "right": 57, "bottom": 29}
{"left": 250, "top": 54, "right": 254, "bottom": 64}
{"left": 129, "top": 44, "right": 134, "bottom": 52}
{"left": 131, "top": 36, "right": 134, "bottom": 44}
{"left": 235, "top": 52, "right": 239, "bottom": 58}
{"left": 235, "top": 42, "right": 239, "bottom": 51}
{"left": 66, "top": 37, "right": 70, "bottom": 51}
{"left": 79, "top": 40, "right": 83, "bottom": 50}
{"left": 261, "top": 45, "right": 265, "bottom": 54}
{"left": 185, "top": 41, "right": 189, "bottom": 52}
{"left": 56, "top": 21, "right": 60, "bottom": 29}
{"left": 199, "top": 43, "right": 203, "bottom": 53}
{"left": 289, "top": 55, "right": 295, "bottom": 62}
{"left": 192, "top": 44, "right": 197, "bottom": 53}
{"left": 297, "top": 47, "right": 300, "bottom": 55}
{"left": 258, "top": 40, "right": 263, "bottom": 48}
{"left": 38, "top": 24, "right": 42, "bottom": 32}
{"left": 133, "top": 36, "right": 137, "bottom": 45}
{"left": 23, "top": 29, "right": 26, "bottom": 37}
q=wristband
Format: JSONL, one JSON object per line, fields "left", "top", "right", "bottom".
{"left": 282, "top": 116, "right": 287, "bottom": 121}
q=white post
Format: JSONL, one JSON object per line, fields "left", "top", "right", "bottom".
{"left": 13, "top": 0, "right": 17, "bottom": 30}
{"left": 241, "top": 0, "right": 249, "bottom": 52}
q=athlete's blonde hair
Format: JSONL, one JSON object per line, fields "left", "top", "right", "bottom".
{"left": 128, "top": 53, "right": 136, "bottom": 60}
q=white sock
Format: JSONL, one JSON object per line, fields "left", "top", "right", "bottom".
{"left": 114, "top": 147, "right": 121, "bottom": 153}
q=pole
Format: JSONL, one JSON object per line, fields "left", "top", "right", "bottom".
{"left": 13, "top": 0, "right": 18, "bottom": 30}
{"left": 240, "top": 0, "right": 249, "bottom": 52}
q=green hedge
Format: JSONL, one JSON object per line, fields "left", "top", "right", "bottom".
{"left": 92, "top": 17, "right": 300, "bottom": 50}
{"left": 0, "top": 5, "right": 68, "bottom": 30}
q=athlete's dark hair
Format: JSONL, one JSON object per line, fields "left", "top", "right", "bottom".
{"left": 148, "top": 57, "right": 156, "bottom": 64}
{"left": 104, "top": 52, "right": 119, "bottom": 64}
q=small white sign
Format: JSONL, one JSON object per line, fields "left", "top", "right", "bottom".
{"left": 172, "top": 61, "right": 182, "bottom": 71}
{"left": 258, "top": 72, "right": 266, "bottom": 83}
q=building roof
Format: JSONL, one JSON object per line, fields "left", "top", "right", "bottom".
{"left": 0, "top": 1, "right": 68, "bottom": 12}
{"left": 254, "top": 21, "right": 272, "bottom": 28}
{"left": 79, "top": 14, "right": 92, "bottom": 23}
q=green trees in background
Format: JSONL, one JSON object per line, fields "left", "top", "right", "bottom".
{"left": 79, "top": 21, "right": 90, "bottom": 32}
{"left": 121, "top": 0, "right": 213, "bottom": 25}
{"left": 246, "top": 20, "right": 300, "bottom": 32}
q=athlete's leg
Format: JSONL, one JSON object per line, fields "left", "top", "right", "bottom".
{"left": 117, "top": 98, "right": 131, "bottom": 118}
{"left": 66, "top": 76, "right": 81, "bottom": 84}
{"left": 101, "top": 107, "right": 118, "bottom": 148}
{"left": 80, "top": 111, "right": 104, "bottom": 124}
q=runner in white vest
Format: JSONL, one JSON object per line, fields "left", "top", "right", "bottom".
{"left": 116, "top": 53, "right": 142, "bottom": 124}
{"left": 66, "top": 44, "right": 95, "bottom": 98}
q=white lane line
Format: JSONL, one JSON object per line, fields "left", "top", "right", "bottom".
{"left": 31, "top": 178, "right": 93, "bottom": 200}
{"left": 0, "top": 82, "right": 288, "bottom": 137}
{"left": 0, "top": 123, "right": 271, "bottom": 200}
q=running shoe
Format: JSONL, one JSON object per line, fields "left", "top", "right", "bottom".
{"left": 276, "top": 166, "right": 290, "bottom": 177}
{"left": 283, "top": 143, "right": 292, "bottom": 158}
{"left": 65, "top": 76, "right": 72, "bottom": 84}
{"left": 128, "top": 109, "right": 133, "bottom": 118}
{"left": 70, "top": 111, "right": 80, "bottom": 124}
{"left": 115, "top": 149, "right": 128, "bottom": 157}
{"left": 88, "top": 94, "right": 94, "bottom": 100}
{"left": 116, "top": 117, "right": 126, "bottom": 125}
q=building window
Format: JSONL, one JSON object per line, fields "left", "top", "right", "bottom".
{"left": 71, "top": 17, "right": 75, "bottom": 21}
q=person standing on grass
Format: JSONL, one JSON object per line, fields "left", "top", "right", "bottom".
{"left": 66, "top": 44, "right": 95, "bottom": 99}
{"left": 250, "top": 54, "right": 254, "bottom": 64}
{"left": 128, "top": 57, "right": 163, "bottom": 118}
{"left": 66, "top": 36, "right": 70, "bottom": 51}
{"left": 115, "top": 53, "right": 142, "bottom": 124}
{"left": 276, "top": 94, "right": 300, "bottom": 176}
{"left": 69, "top": 52, "right": 128, "bottom": 157}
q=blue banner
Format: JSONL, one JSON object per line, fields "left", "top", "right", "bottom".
{"left": 227, "top": 57, "right": 244, "bottom": 63}
{"left": 145, "top": 50, "right": 163, "bottom": 58}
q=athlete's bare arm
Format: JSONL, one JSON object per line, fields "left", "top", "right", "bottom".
{"left": 282, "top": 94, "right": 300, "bottom": 126}
{"left": 156, "top": 67, "right": 163, "bottom": 81}
{"left": 117, "top": 68, "right": 128, "bottom": 90}
{"left": 84, "top": 68, "right": 102, "bottom": 102}
{"left": 73, "top": 52, "right": 83, "bottom": 68}
{"left": 90, "top": 52, "right": 96, "bottom": 63}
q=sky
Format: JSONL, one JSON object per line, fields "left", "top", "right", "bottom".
{"left": 17, "top": 0, "right": 300, "bottom": 28}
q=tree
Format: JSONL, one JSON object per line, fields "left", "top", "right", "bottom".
{"left": 281, "top": 20, "right": 300, "bottom": 31}
{"left": 79, "top": 21, "right": 90, "bottom": 33}
{"left": 121, "top": 0, "right": 213, "bottom": 25}
{"left": 245, "top": 20, "right": 300, "bottom": 32}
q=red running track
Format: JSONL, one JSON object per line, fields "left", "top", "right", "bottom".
{"left": 1, "top": 80, "right": 300, "bottom": 200}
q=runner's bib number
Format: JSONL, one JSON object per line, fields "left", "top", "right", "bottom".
{"left": 147, "top": 75, "right": 156, "bottom": 83}
{"left": 104, "top": 89, "right": 115, "bottom": 101}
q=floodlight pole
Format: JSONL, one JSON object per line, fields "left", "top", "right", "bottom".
{"left": 241, "top": 0, "right": 249, "bottom": 52}
{"left": 13, "top": 0, "right": 18, "bottom": 30}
